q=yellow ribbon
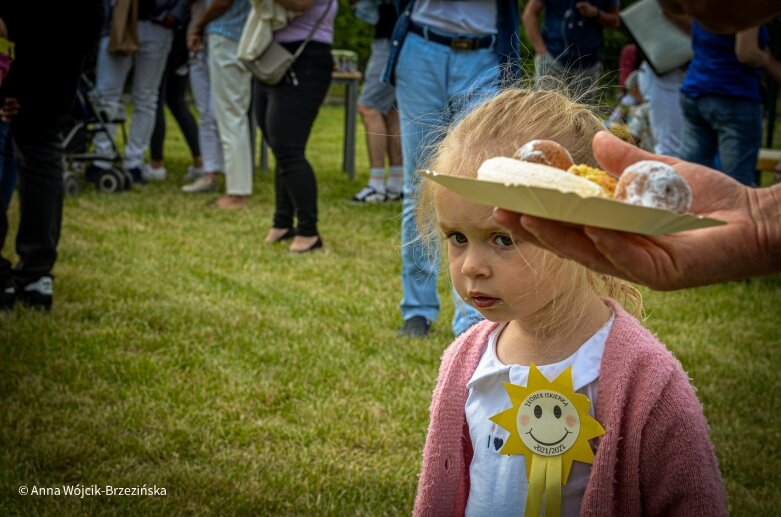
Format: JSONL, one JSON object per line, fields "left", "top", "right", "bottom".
{"left": 525, "top": 454, "right": 563, "bottom": 517}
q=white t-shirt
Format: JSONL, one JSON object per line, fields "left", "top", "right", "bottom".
{"left": 464, "top": 316, "right": 614, "bottom": 517}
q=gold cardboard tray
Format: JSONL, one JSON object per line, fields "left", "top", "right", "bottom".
{"left": 420, "top": 170, "right": 725, "bottom": 236}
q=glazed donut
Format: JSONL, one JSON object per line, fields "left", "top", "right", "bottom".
{"left": 614, "top": 160, "right": 692, "bottom": 213}
{"left": 513, "top": 140, "right": 575, "bottom": 171}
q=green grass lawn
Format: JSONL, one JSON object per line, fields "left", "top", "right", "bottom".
{"left": 1, "top": 103, "right": 780, "bottom": 515}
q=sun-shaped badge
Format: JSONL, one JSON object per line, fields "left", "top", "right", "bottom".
{"left": 489, "top": 363, "right": 605, "bottom": 517}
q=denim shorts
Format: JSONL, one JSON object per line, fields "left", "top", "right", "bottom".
{"left": 358, "top": 38, "right": 396, "bottom": 115}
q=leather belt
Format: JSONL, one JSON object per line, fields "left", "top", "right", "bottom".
{"left": 408, "top": 22, "right": 495, "bottom": 51}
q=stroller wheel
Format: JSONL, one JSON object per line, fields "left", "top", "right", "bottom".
{"left": 63, "top": 171, "right": 80, "bottom": 197}
{"left": 122, "top": 169, "right": 134, "bottom": 191}
{"left": 95, "top": 168, "right": 124, "bottom": 193}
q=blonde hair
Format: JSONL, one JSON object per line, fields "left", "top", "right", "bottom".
{"left": 418, "top": 88, "right": 642, "bottom": 336}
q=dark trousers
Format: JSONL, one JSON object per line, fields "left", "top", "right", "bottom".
{"left": 150, "top": 30, "right": 200, "bottom": 162}
{"left": 0, "top": 1, "right": 103, "bottom": 285}
{"left": 254, "top": 42, "right": 332, "bottom": 237}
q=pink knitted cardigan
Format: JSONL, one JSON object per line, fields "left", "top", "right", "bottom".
{"left": 413, "top": 299, "right": 726, "bottom": 516}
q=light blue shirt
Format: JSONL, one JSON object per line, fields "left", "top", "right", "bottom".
{"left": 207, "top": 0, "right": 251, "bottom": 43}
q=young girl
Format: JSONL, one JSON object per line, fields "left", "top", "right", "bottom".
{"left": 413, "top": 89, "right": 726, "bottom": 516}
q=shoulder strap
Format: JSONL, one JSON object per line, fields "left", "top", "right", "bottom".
{"left": 291, "top": 0, "right": 334, "bottom": 60}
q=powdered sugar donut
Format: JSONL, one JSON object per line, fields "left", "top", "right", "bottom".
{"left": 513, "top": 140, "right": 574, "bottom": 171}
{"left": 614, "top": 161, "right": 692, "bottom": 213}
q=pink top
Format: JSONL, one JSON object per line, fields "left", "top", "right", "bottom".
{"left": 274, "top": 0, "right": 337, "bottom": 44}
{"left": 413, "top": 299, "right": 726, "bottom": 517}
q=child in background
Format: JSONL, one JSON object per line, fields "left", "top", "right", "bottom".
{"left": 413, "top": 89, "right": 725, "bottom": 516}
{"left": 624, "top": 70, "right": 655, "bottom": 153}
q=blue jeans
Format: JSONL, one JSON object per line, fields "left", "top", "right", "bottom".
{"left": 93, "top": 22, "right": 174, "bottom": 170}
{"left": 680, "top": 94, "right": 762, "bottom": 186}
{"left": 395, "top": 30, "right": 496, "bottom": 336}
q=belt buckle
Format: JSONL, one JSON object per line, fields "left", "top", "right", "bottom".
{"left": 450, "top": 38, "right": 475, "bottom": 51}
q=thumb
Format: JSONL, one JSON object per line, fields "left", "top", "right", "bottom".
{"left": 592, "top": 130, "right": 680, "bottom": 176}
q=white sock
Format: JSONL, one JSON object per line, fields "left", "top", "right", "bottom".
{"left": 386, "top": 166, "right": 403, "bottom": 193}
{"left": 368, "top": 167, "right": 385, "bottom": 192}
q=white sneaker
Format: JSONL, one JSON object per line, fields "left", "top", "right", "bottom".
{"left": 183, "top": 164, "right": 205, "bottom": 182}
{"left": 352, "top": 186, "right": 386, "bottom": 203}
{"left": 182, "top": 175, "right": 218, "bottom": 193}
{"left": 142, "top": 164, "right": 167, "bottom": 182}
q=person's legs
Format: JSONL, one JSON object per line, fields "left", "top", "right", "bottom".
{"left": 208, "top": 34, "right": 253, "bottom": 202}
{"left": 642, "top": 64, "right": 685, "bottom": 157}
{"left": 254, "top": 79, "right": 293, "bottom": 234}
{"left": 680, "top": 94, "right": 719, "bottom": 169}
{"left": 124, "top": 21, "right": 173, "bottom": 172}
{"left": 706, "top": 96, "right": 762, "bottom": 186}
{"left": 183, "top": 44, "right": 221, "bottom": 192}
{"left": 354, "top": 38, "right": 396, "bottom": 202}
{"left": 92, "top": 35, "right": 133, "bottom": 166}
{"left": 5, "top": 1, "right": 102, "bottom": 309}
{"left": 359, "top": 106, "right": 388, "bottom": 168}
{"left": 354, "top": 104, "right": 389, "bottom": 201}
{"left": 261, "top": 42, "right": 332, "bottom": 245}
{"left": 149, "top": 65, "right": 169, "bottom": 164}
{"left": 166, "top": 66, "right": 201, "bottom": 162}
{"left": 395, "top": 33, "right": 450, "bottom": 329}
{"left": 385, "top": 107, "right": 403, "bottom": 195}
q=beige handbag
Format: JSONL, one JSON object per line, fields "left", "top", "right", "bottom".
{"left": 241, "top": 0, "right": 333, "bottom": 86}
{"left": 108, "top": 0, "right": 139, "bottom": 55}
{"left": 244, "top": 39, "right": 298, "bottom": 85}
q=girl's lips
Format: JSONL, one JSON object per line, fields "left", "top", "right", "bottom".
{"left": 470, "top": 295, "right": 500, "bottom": 308}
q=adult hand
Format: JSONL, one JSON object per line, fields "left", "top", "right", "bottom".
{"left": 493, "top": 131, "right": 781, "bottom": 290}
{"left": 187, "top": 27, "right": 203, "bottom": 53}
{"left": 159, "top": 14, "right": 178, "bottom": 29}
{"left": 575, "top": 1, "right": 599, "bottom": 18}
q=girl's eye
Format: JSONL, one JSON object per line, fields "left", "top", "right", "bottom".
{"left": 493, "top": 234, "right": 514, "bottom": 247}
{"left": 447, "top": 233, "right": 467, "bottom": 245}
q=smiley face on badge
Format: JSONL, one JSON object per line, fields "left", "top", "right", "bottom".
{"left": 516, "top": 390, "right": 581, "bottom": 456}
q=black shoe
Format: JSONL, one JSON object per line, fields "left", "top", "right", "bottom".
{"left": 0, "top": 278, "right": 14, "bottom": 311}
{"left": 268, "top": 228, "right": 296, "bottom": 243}
{"left": 290, "top": 236, "right": 323, "bottom": 254}
{"left": 398, "top": 316, "right": 431, "bottom": 338}
{"left": 16, "top": 276, "right": 53, "bottom": 311}
{"left": 126, "top": 167, "right": 147, "bottom": 186}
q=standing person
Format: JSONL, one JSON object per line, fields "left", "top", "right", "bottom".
{"left": 350, "top": 0, "right": 403, "bottom": 204}
{"left": 89, "top": 0, "right": 187, "bottom": 185}
{"left": 679, "top": 22, "right": 770, "bottom": 186}
{"left": 523, "top": 0, "right": 620, "bottom": 104}
{"left": 638, "top": 61, "right": 685, "bottom": 157}
{"left": 0, "top": 0, "right": 104, "bottom": 310}
{"left": 188, "top": 0, "right": 253, "bottom": 209}
{"left": 413, "top": 88, "right": 725, "bottom": 516}
{"left": 256, "top": 0, "right": 338, "bottom": 253}
{"left": 147, "top": 23, "right": 204, "bottom": 182}
{"left": 383, "top": 0, "right": 520, "bottom": 338}
{"left": 182, "top": 0, "right": 224, "bottom": 193}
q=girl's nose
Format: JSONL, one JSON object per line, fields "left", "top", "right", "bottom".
{"left": 461, "top": 249, "right": 490, "bottom": 278}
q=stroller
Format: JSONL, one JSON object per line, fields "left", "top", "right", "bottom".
{"left": 63, "top": 73, "right": 132, "bottom": 195}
